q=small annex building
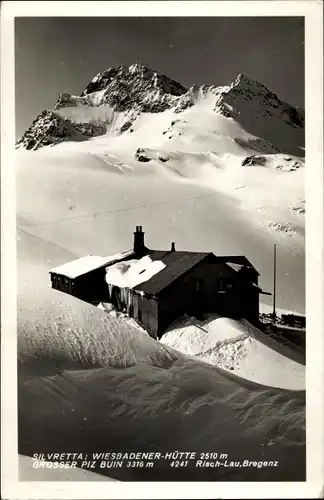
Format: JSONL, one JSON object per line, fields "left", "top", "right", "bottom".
{"left": 49, "top": 226, "right": 269, "bottom": 339}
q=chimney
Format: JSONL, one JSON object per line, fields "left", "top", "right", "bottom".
{"left": 133, "top": 226, "right": 145, "bottom": 254}
{"left": 171, "top": 242, "right": 176, "bottom": 252}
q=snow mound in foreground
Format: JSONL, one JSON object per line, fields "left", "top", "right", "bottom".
{"left": 18, "top": 291, "right": 305, "bottom": 481}
{"left": 161, "top": 314, "right": 305, "bottom": 390}
{"left": 18, "top": 291, "right": 180, "bottom": 374}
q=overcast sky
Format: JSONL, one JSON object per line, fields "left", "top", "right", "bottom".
{"left": 15, "top": 16, "right": 304, "bottom": 138}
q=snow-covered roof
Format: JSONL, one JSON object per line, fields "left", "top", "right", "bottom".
{"left": 49, "top": 250, "right": 134, "bottom": 279}
{"left": 136, "top": 251, "right": 211, "bottom": 295}
{"left": 215, "top": 256, "right": 259, "bottom": 275}
{"left": 226, "top": 262, "right": 245, "bottom": 272}
{"left": 106, "top": 255, "right": 166, "bottom": 289}
{"left": 106, "top": 250, "right": 259, "bottom": 296}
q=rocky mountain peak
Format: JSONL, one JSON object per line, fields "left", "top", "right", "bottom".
{"left": 16, "top": 109, "right": 107, "bottom": 151}
{"left": 214, "top": 72, "right": 304, "bottom": 129}
{"left": 228, "top": 73, "right": 281, "bottom": 101}
{"left": 80, "top": 64, "right": 187, "bottom": 113}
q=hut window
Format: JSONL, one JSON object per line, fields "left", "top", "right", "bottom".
{"left": 138, "top": 310, "right": 142, "bottom": 323}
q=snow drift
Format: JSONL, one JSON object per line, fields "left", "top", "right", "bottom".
{"left": 18, "top": 290, "right": 305, "bottom": 482}
{"left": 161, "top": 315, "right": 305, "bottom": 390}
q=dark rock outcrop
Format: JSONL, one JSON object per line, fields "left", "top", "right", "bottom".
{"left": 16, "top": 110, "right": 106, "bottom": 151}
{"left": 242, "top": 155, "right": 267, "bottom": 167}
{"left": 135, "top": 148, "right": 152, "bottom": 162}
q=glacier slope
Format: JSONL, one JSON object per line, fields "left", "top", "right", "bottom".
{"left": 16, "top": 98, "right": 305, "bottom": 313}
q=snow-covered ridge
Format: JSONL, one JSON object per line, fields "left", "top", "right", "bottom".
{"left": 226, "top": 73, "right": 304, "bottom": 129}
{"left": 212, "top": 74, "right": 305, "bottom": 156}
{"left": 17, "top": 64, "right": 304, "bottom": 153}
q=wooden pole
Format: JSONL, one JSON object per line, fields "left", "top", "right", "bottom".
{"left": 272, "top": 243, "right": 277, "bottom": 322}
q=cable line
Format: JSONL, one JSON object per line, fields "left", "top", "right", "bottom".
{"left": 18, "top": 190, "right": 222, "bottom": 228}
